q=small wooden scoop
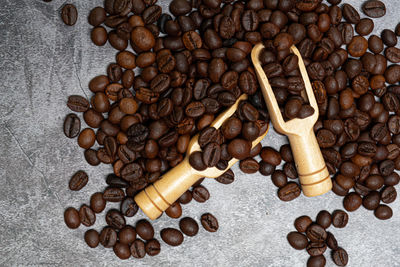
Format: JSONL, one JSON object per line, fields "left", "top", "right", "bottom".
{"left": 251, "top": 43, "right": 332, "bottom": 197}
{"left": 135, "top": 94, "right": 269, "bottom": 220}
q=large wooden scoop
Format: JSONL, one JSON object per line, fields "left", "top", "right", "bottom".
{"left": 251, "top": 43, "right": 332, "bottom": 197}
{"left": 135, "top": 94, "right": 269, "bottom": 220}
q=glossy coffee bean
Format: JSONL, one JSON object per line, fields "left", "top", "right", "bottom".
{"left": 161, "top": 228, "right": 184, "bottom": 246}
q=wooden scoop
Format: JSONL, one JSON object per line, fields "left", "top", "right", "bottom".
{"left": 251, "top": 43, "right": 332, "bottom": 197}
{"left": 135, "top": 94, "right": 269, "bottom": 220}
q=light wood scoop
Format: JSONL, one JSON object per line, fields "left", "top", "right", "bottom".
{"left": 251, "top": 43, "right": 332, "bottom": 197}
{"left": 135, "top": 94, "right": 269, "bottom": 220}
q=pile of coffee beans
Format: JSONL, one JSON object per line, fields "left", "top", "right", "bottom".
{"left": 189, "top": 100, "right": 268, "bottom": 171}
{"left": 60, "top": 0, "right": 400, "bottom": 263}
{"left": 288, "top": 210, "right": 349, "bottom": 266}
{"left": 258, "top": 39, "right": 315, "bottom": 120}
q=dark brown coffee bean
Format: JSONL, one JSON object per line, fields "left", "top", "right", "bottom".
{"left": 332, "top": 248, "right": 349, "bottom": 266}
{"left": 189, "top": 151, "right": 207, "bottom": 171}
{"left": 100, "top": 227, "right": 117, "bottom": 248}
{"left": 67, "top": 95, "right": 89, "bottom": 112}
{"left": 307, "top": 255, "right": 326, "bottom": 267}
{"left": 228, "top": 139, "right": 251, "bottom": 160}
{"left": 332, "top": 210, "right": 348, "bottom": 228}
{"left": 382, "top": 29, "right": 398, "bottom": 47}
{"left": 145, "top": 239, "right": 161, "bottom": 256}
{"left": 316, "top": 210, "right": 331, "bottom": 229}
{"left": 343, "top": 192, "right": 362, "bottom": 212}
{"left": 106, "top": 210, "right": 126, "bottom": 230}
{"left": 78, "top": 205, "right": 95, "bottom": 227}
{"left": 113, "top": 242, "right": 131, "bottom": 260}
{"left": 64, "top": 114, "right": 80, "bottom": 138}
{"left": 201, "top": 213, "right": 218, "bottom": 232}
{"left": 306, "top": 224, "right": 327, "bottom": 243}
{"left": 120, "top": 197, "right": 139, "bottom": 217}
{"left": 342, "top": 3, "right": 360, "bottom": 24}
{"left": 130, "top": 239, "right": 146, "bottom": 258}
{"left": 179, "top": 217, "right": 199, "bottom": 236}
{"left": 202, "top": 142, "right": 221, "bottom": 167}
{"left": 363, "top": 0, "right": 386, "bottom": 18}
{"left": 216, "top": 169, "right": 235, "bottom": 184}
{"left": 131, "top": 26, "right": 155, "bottom": 52}
{"left": 374, "top": 204, "right": 393, "bottom": 220}
{"left": 69, "top": 170, "right": 88, "bottom": 191}
{"left": 192, "top": 185, "right": 210, "bottom": 203}
{"left": 121, "top": 163, "right": 143, "bottom": 182}
{"left": 61, "top": 4, "right": 78, "bottom": 26}
{"left": 381, "top": 186, "right": 397, "bottom": 203}
{"left": 287, "top": 232, "right": 308, "bottom": 250}
{"left": 326, "top": 232, "right": 338, "bottom": 250}
{"left": 161, "top": 228, "right": 184, "bottom": 246}
{"left": 136, "top": 220, "right": 154, "bottom": 241}
{"left": 64, "top": 207, "right": 80, "bottom": 229}
{"left": 178, "top": 190, "right": 192, "bottom": 204}
{"left": 278, "top": 182, "right": 301, "bottom": 201}
{"left": 85, "top": 229, "right": 100, "bottom": 248}
{"left": 294, "top": 216, "right": 313, "bottom": 233}
{"left": 169, "top": 0, "right": 192, "bottom": 16}
{"left": 307, "top": 242, "right": 327, "bottom": 257}
{"left": 103, "top": 187, "right": 125, "bottom": 202}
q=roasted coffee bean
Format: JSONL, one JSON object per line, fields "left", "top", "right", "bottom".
{"left": 307, "top": 255, "right": 326, "bottom": 267}
{"left": 113, "top": 242, "right": 131, "bottom": 260}
{"left": 316, "top": 210, "right": 332, "bottom": 229}
{"left": 178, "top": 190, "right": 192, "bottom": 204}
{"left": 69, "top": 170, "right": 88, "bottom": 191}
{"left": 363, "top": 191, "right": 381, "bottom": 210}
{"left": 342, "top": 3, "right": 360, "bottom": 24}
{"left": 294, "top": 216, "right": 313, "bottom": 233}
{"left": 202, "top": 142, "right": 221, "bottom": 167}
{"left": 67, "top": 95, "right": 89, "bottom": 112}
{"left": 306, "top": 224, "right": 327, "bottom": 243}
{"left": 100, "top": 227, "right": 117, "bottom": 248}
{"left": 85, "top": 229, "right": 100, "bottom": 248}
{"left": 106, "top": 210, "right": 126, "bottom": 230}
{"left": 287, "top": 232, "right": 308, "bottom": 250}
{"left": 120, "top": 197, "right": 139, "bottom": 217}
{"left": 382, "top": 29, "right": 397, "bottom": 47}
{"left": 103, "top": 187, "right": 125, "bottom": 202}
{"left": 131, "top": 26, "right": 155, "bottom": 52}
{"left": 189, "top": 151, "right": 207, "bottom": 171}
{"left": 380, "top": 186, "right": 397, "bottom": 204}
{"left": 165, "top": 202, "right": 182, "bottom": 219}
{"left": 326, "top": 232, "right": 338, "bottom": 250}
{"left": 64, "top": 114, "right": 80, "bottom": 138}
{"left": 64, "top": 207, "right": 80, "bottom": 229}
{"left": 201, "top": 213, "right": 218, "bottom": 232}
{"left": 169, "top": 0, "right": 192, "bottom": 16}
{"left": 130, "top": 239, "right": 146, "bottom": 258}
{"left": 363, "top": 0, "right": 386, "bottom": 18}
{"left": 278, "top": 182, "right": 301, "bottom": 201}
{"left": 136, "top": 220, "right": 154, "bottom": 241}
{"left": 374, "top": 204, "right": 393, "bottom": 220}
{"left": 90, "top": 192, "right": 106, "bottom": 213}
{"left": 61, "top": 4, "right": 78, "bottom": 26}
{"left": 216, "top": 169, "right": 235, "bottom": 184}
{"left": 332, "top": 210, "right": 348, "bottom": 228}
{"left": 228, "top": 139, "right": 251, "bottom": 160}
{"left": 332, "top": 248, "right": 349, "bottom": 266}
{"left": 307, "top": 242, "right": 327, "bottom": 257}
{"left": 145, "top": 239, "right": 161, "bottom": 256}
{"left": 343, "top": 192, "right": 362, "bottom": 212}
{"left": 161, "top": 228, "right": 184, "bottom": 246}
{"left": 179, "top": 217, "right": 199, "bottom": 237}
{"left": 192, "top": 185, "right": 210, "bottom": 203}
{"left": 121, "top": 163, "right": 143, "bottom": 182}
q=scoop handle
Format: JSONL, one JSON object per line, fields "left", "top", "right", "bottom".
{"left": 287, "top": 128, "right": 332, "bottom": 197}
{"left": 134, "top": 159, "right": 201, "bottom": 220}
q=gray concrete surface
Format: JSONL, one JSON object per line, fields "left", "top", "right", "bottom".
{"left": 0, "top": 0, "right": 399, "bottom": 266}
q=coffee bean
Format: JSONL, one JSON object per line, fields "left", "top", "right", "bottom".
{"left": 374, "top": 204, "right": 393, "bottom": 220}
{"left": 287, "top": 232, "right": 308, "bottom": 250}
{"left": 332, "top": 210, "right": 348, "bottom": 228}
{"left": 120, "top": 197, "right": 139, "bottom": 217}
{"left": 64, "top": 207, "right": 80, "bottom": 229}
{"left": 216, "top": 169, "right": 235, "bottom": 184}
{"left": 362, "top": 0, "right": 386, "bottom": 18}
{"left": 85, "top": 229, "right": 100, "bottom": 248}
{"left": 79, "top": 205, "right": 96, "bottom": 227}
{"left": 306, "top": 224, "right": 327, "bottom": 243}
{"left": 64, "top": 114, "right": 80, "bottom": 138}
{"left": 342, "top": 4, "right": 360, "bottom": 24}
{"left": 200, "top": 213, "right": 218, "bottom": 232}
{"left": 380, "top": 186, "right": 397, "bottom": 204}
{"left": 119, "top": 226, "right": 136, "bottom": 245}
{"left": 165, "top": 202, "right": 182, "bottom": 219}
{"left": 192, "top": 185, "right": 210, "bottom": 203}
{"left": 131, "top": 26, "right": 155, "bottom": 52}
{"left": 307, "top": 242, "right": 327, "bottom": 257}
{"left": 332, "top": 248, "right": 349, "bottom": 266}
{"left": 136, "top": 220, "right": 154, "bottom": 241}
{"left": 343, "top": 192, "right": 362, "bottom": 212}
{"left": 106, "top": 209, "right": 126, "bottom": 230}
{"left": 130, "top": 239, "right": 146, "bottom": 258}
{"left": 103, "top": 187, "right": 125, "bottom": 202}
{"left": 382, "top": 29, "right": 397, "bottom": 47}
{"left": 179, "top": 217, "right": 199, "bottom": 236}
{"left": 294, "top": 215, "right": 312, "bottom": 233}
{"left": 189, "top": 151, "right": 207, "bottom": 171}
{"left": 100, "top": 227, "right": 117, "bottom": 248}
{"left": 145, "top": 239, "right": 161, "bottom": 256}
{"left": 90, "top": 192, "right": 106, "bottom": 213}
{"left": 307, "top": 255, "right": 326, "bottom": 267}
{"left": 316, "top": 210, "right": 332, "bottom": 229}
{"left": 161, "top": 228, "right": 184, "bottom": 246}
{"left": 61, "top": 4, "right": 78, "bottom": 26}
{"left": 278, "top": 182, "right": 301, "bottom": 201}
{"left": 326, "top": 232, "right": 338, "bottom": 250}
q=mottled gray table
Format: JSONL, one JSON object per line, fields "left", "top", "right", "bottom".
{"left": 0, "top": 0, "right": 399, "bottom": 266}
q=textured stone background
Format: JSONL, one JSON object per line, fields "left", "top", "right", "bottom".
{"left": 0, "top": 0, "right": 399, "bottom": 266}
